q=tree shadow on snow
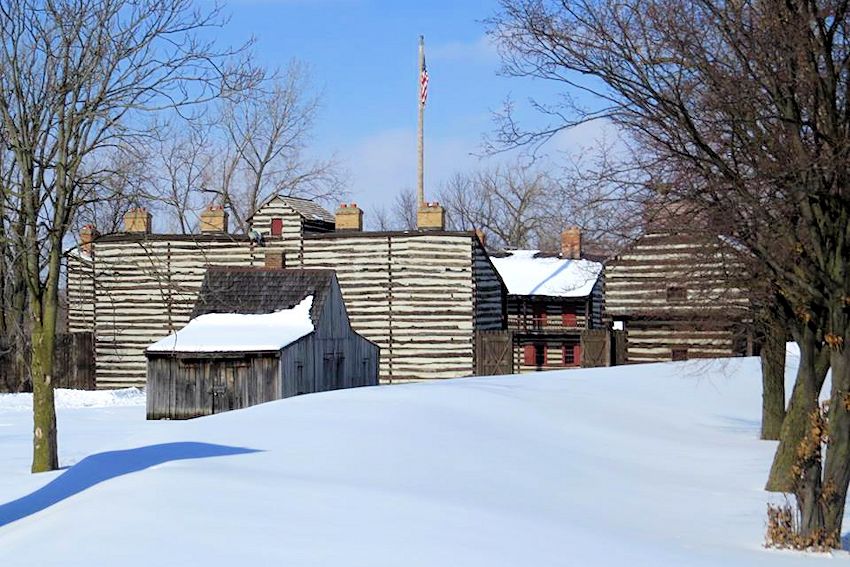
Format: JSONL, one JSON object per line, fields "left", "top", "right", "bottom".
{"left": 0, "top": 442, "right": 260, "bottom": 528}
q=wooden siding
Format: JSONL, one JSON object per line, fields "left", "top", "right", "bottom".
{"left": 605, "top": 232, "right": 750, "bottom": 363}
{"left": 250, "top": 201, "right": 304, "bottom": 268}
{"left": 472, "top": 241, "right": 505, "bottom": 330}
{"left": 606, "top": 233, "right": 748, "bottom": 318}
{"left": 514, "top": 336, "right": 581, "bottom": 373}
{"left": 507, "top": 298, "right": 590, "bottom": 333}
{"left": 302, "top": 233, "right": 487, "bottom": 381}
{"left": 84, "top": 239, "right": 262, "bottom": 389}
{"left": 624, "top": 321, "right": 742, "bottom": 363}
{"left": 146, "top": 354, "right": 280, "bottom": 419}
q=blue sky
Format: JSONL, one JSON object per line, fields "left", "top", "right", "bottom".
{"left": 220, "top": 0, "right": 606, "bottom": 212}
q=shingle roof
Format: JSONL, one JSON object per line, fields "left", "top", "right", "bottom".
{"left": 279, "top": 196, "right": 335, "bottom": 223}
{"left": 191, "top": 268, "right": 335, "bottom": 324}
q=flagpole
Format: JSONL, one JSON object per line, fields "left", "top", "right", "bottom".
{"left": 417, "top": 35, "right": 425, "bottom": 208}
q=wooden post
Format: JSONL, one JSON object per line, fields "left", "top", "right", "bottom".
{"left": 417, "top": 35, "right": 425, "bottom": 208}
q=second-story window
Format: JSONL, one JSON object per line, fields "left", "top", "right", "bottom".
{"left": 533, "top": 304, "right": 547, "bottom": 328}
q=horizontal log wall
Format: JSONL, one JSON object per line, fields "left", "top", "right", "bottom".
{"left": 302, "top": 234, "right": 480, "bottom": 381}
{"left": 606, "top": 233, "right": 749, "bottom": 318}
{"left": 514, "top": 336, "right": 581, "bottom": 373}
{"left": 624, "top": 322, "right": 738, "bottom": 363}
{"left": 507, "top": 299, "right": 589, "bottom": 332}
{"left": 83, "top": 240, "right": 262, "bottom": 388}
{"left": 251, "top": 202, "right": 304, "bottom": 266}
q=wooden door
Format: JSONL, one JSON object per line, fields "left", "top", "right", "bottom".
{"left": 210, "top": 361, "right": 249, "bottom": 414}
{"left": 580, "top": 330, "right": 611, "bottom": 367}
{"left": 475, "top": 330, "right": 515, "bottom": 376}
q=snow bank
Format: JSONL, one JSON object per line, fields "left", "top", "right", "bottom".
{"left": 490, "top": 249, "right": 602, "bottom": 297}
{"left": 0, "top": 357, "right": 847, "bottom": 566}
{"left": 147, "top": 295, "right": 314, "bottom": 353}
{"left": 0, "top": 388, "right": 144, "bottom": 411}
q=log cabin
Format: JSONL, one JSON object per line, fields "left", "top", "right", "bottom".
{"left": 490, "top": 228, "right": 605, "bottom": 372}
{"left": 145, "top": 268, "right": 378, "bottom": 419}
{"left": 605, "top": 230, "right": 752, "bottom": 363}
{"left": 66, "top": 197, "right": 506, "bottom": 388}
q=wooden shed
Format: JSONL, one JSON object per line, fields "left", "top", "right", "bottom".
{"left": 145, "top": 268, "right": 379, "bottom": 419}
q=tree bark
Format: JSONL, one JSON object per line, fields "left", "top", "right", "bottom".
{"left": 761, "top": 313, "right": 787, "bottom": 440}
{"left": 765, "top": 326, "right": 829, "bottom": 493}
{"left": 821, "top": 322, "right": 850, "bottom": 540}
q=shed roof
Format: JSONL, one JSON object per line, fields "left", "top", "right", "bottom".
{"left": 490, "top": 250, "right": 603, "bottom": 298}
{"left": 191, "top": 268, "right": 335, "bottom": 325}
{"left": 147, "top": 296, "right": 314, "bottom": 354}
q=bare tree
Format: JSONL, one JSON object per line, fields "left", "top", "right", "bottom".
{"left": 490, "top": 0, "right": 850, "bottom": 546}
{"left": 0, "top": 0, "right": 258, "bottom": 472}
{"left": 209, "top": 63, "right": 344, "bottom": 231}
{"left": 392, "top": 188, "right": 418, "bottom": 231}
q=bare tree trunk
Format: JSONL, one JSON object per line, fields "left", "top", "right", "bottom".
{"left": 766, "top": 325, "right": 829, "bottom": 493}
{"left": 760, "top": 312, "right": 787, "bottom": 440}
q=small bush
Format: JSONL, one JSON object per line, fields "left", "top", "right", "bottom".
{"left": 765, "top": 502, "right": 839, "bottom": 551}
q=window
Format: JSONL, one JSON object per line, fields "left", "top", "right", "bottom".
{"left": 672, "top": 347, "right": 689, "bottom": 361}
{"left": 523, "top": 344, "right": 547, "bottom": 367}
{"left": 666, "top": 286, "right": 687, "bottom": 302}
{"left": 562, "top": 344, "right": 581, "bottom": 366}
{"left": 533, "top": 304, "right": 547, "bottom": 328}
{"left": 523, "top": 344, "right": 536, "bottom": 365}
{"left": 562, "top": 311, "right": 577, "bottom": 327}
{"left": 270, "top": 218, "right": 283, "bottom": 236}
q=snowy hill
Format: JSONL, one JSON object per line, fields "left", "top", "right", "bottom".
{"left": 0, "top": 357, "right": 847, "bottom": 565}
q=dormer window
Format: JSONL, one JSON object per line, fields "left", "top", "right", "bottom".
{"left": 666, "top": 286, "right": 687, "bottom": 302}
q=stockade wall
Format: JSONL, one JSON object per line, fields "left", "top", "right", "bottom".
{"left": 0, "top": 332, "right": 95, "bottom": 392}
{"left": 68, "top": 238, "right": 263, "bottom": 389}
{"left": 301, "top": 233, "right": 503, "bottom": 381}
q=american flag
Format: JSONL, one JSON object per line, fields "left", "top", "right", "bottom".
{"left": 420, "top": 56, "right": 429, "bottom": 106}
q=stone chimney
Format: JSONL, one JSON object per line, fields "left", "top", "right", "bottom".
{"left": 335, "top": 203, "right": 363, "bottom": 231}
{"left": 561, "top": 227, "right": 582, "bottom": 259}
{"left": 417, "top": 202, "right": 445, "bottom": 231}
{"left": 474, "top": 228, "right": 486, "bottom": 249}
{"left": 124, "top": 207, "right": 152, "bottom": 234}
{"left": 199, "top": 205, "right": 228, "bottom": 233}
{"left": 80, "top": 224, "right": 99, "bottom": 255}
{"left": 264, "top": 249, "right": 285, "bottom": 269}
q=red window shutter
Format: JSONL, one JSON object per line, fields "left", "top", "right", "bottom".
{"left": 270, "top": 218, "right": 283, "bottom": 236}
{"left": 562, "top": 312, "right": 577, "bottom": 327}
{"left": 573, "top": 345, "right": 582, "bottom": 367}
{"left": 523, "top": 345, "right": 535, "bottom": 365}
{"left": 542, "top": 344, "right": 548, "bottom": 366}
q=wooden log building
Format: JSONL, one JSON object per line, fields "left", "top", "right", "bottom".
{"left": 489, "top": 228, "right": 606, "bottom": 373}
{"left": 145, "top": 268, "right": 378, "bottom": 419}
{"left": 605, "top": 231, "right": 752, "bottom": 363}
{"left": 67, "top": 196, "right": 506, "bottom": 388}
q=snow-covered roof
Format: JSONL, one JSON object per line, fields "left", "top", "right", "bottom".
{"left": 146, "top": 296, "right": 314, "bottom": 354}
{"left": 490, "top": 250, "right": 603, "bottom": 298}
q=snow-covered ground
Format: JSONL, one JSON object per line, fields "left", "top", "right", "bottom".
{"left": 0, "top": 357, "right": 846, "bottom": 565}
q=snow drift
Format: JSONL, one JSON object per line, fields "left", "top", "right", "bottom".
{"left": 0, "top": 357, "right": 847, "bottom": 565}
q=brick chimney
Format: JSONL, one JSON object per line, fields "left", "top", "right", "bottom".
{"left": 124, "top": 207, "right": 152, "bottom": 234}
{"left": 474, "top": 228, "right": 486, "bottom": 249}
{"left": 80, "top": 224, "right": 99, "bottom": 255}
{"left": 417, "top": 202, "right": 445, "bottom": 231}
{"left": 199, "top": 205, "right": 228, "bottom": 233}
{"left": 561, "top": 227, "right": 582, "bottom": 259}
{"left": 264, "top": 249, "right": 285, "bottom": 269}
{"left": 335, "top": 203, "right": 363, "bottom": 231}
